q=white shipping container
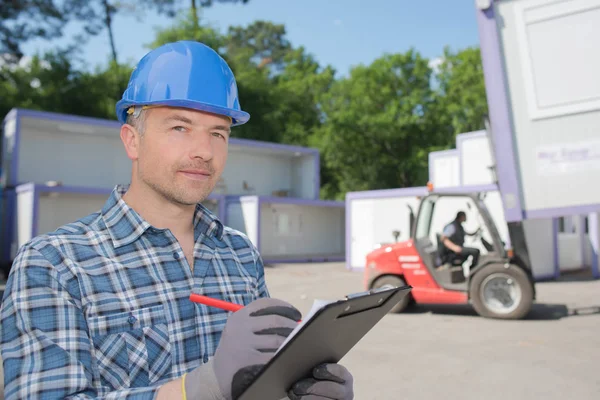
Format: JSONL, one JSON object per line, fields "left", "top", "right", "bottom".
{"left": 428, "top": 149, "right": 460, "bottom": 188}
{"left": 457, "top": 130, "right": 496, "bottom": 187}
{"left": 10, "top": 183, "right": 224, "bottom": 259}
{"left": 2, "top": 108, "right": 320, "bottom": 199}
{"left": 478, "top": 0, "right": 600, "bottom": 221}
{"left": 226, "top": 196, "right": 345, "bottom": 264}
{"left": 522, "top": 218, "right": 557, "bottom": 280}
{"left": 222, "top": 142, "right": 318, "bottom": 199}
{"left": 345, "top": 187, "right": 428, "bottom": 270}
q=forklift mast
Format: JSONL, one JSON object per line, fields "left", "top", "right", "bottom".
{"left": 506, "top": 220, "right": 533, "bottom": 273}
{"left": 481, "top": 115, "right": 533, "bottom": 275}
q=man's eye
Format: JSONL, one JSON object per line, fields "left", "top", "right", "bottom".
{"left": 172, "top": 126, "right": 186, "bottom": 132}
{"left": 212, "top": 132, "right": 225, "bottom": 139}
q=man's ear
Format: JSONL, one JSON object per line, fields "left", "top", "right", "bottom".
{"left": 120, "top": 124, "right": 140, "bottom": 161}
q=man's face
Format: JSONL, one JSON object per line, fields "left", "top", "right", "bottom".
{"left": 124, "top": 106, "right": 231, "bottom": 206}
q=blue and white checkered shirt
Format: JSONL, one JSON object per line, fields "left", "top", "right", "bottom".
{"left": 0, "top": 184, "right": 269, "bottom": 399}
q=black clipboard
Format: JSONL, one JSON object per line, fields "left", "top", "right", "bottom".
{"left": 237, "top": 284, "right": 412, "bottom": 400}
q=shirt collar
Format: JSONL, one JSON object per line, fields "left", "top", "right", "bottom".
{"left": 101, "top": 185, "right": 224, "bottom": 248}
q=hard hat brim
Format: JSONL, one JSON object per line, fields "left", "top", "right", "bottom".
{"left": 116, "top": 98, "right": 250, "bottom": 127}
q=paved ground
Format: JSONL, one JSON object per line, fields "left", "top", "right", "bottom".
{"left": 264, "top": 262, "right": 600, "bottom": 400}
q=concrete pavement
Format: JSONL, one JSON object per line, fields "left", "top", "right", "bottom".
{"left": 264, "top": 262, "right": 600, "bottom": 400}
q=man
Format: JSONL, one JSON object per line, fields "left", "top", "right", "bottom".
{"left": 0, "top": 41, "right": 353, "bottom": 399}
{"left": 439, "top": 211, "right": 481, "bottom": 267}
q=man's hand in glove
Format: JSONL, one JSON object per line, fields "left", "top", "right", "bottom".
{"left": 183, "top": 297, "right": 302, "bottom": 400}
{"left": 288, "top": 363, "right": 354, "bottom": 400}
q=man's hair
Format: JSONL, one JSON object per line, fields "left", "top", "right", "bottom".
{"left": 456, "top": 211, "right": 466, "bottom": 220}
{"left": 125, "top": 108, "right": 148, "bottom": 135}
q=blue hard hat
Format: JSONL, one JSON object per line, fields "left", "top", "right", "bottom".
{"left": 115, "top": 40, "right": 250, "bottom": 126}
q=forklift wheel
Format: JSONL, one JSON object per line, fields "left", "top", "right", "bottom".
{"left": 469, "top": 263, "right": 533, "bottom": 320}
{"left": 371, "top": 275, "right": 411, "bottom": 313}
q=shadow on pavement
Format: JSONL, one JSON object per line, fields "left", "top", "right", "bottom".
{"left": 402, "top": 302, "right": 600, "bottom": 320}
{"left": 524, "top": 303, "right": 600, "bottom": 320}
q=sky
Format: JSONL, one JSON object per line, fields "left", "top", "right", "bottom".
{"left": 21, "top": 0, "right": 482, "bottom": 78}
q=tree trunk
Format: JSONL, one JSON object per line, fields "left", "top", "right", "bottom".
{"left": 102, "top": 0, "right": 118, "bottom": 65}
{"left": 191, "top": 0, "right": 199, "bottom": 32}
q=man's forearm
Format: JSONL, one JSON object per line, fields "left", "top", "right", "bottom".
{"left": 443, "top": 238, "right": 462, "bottom": 253}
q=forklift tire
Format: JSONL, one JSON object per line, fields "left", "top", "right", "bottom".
{"left": 469, "top": 263, "right": 533, "bottom": 320}
{"left": 371, "top": 275, "right": 411, "bottom": 314}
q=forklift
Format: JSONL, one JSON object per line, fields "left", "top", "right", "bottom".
{"left": 364, "top": 188, "right": 536, "bottom": 320}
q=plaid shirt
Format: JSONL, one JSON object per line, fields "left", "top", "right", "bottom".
{"left": 0, "top": 185, "right": 269, "bottom": 399}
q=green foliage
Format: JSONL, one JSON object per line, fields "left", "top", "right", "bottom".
{"left": 1, "top": 8, "right": 489, "bottom": 201}
{"left": 435, "top": 46, "right": 488, "bottom": 138}
{"left": 226, "top": 21, "right": 291, "bottom": 72}
{"left": 274, "top": 47, "right": 336, "bottom": 146}
{"left": 315, "top": 50, "right": 439, "bottom": 198}
{"left": 147, "top": 11, "right": 224, "bottom": 50}
{"left": 0, "top": 50, "right": 132, "bottom": 120}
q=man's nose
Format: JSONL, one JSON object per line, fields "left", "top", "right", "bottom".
{"left": 189, "top": 132, "right": 214, "bottom": 161}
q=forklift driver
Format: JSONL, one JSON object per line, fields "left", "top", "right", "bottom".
{"left": 439, "top": 211, "right": 481, "bottom": 267}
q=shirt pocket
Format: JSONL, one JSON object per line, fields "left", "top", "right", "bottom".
{"left": 223, "top": 279, "right": 256, "bottom": 307}
{"left": 87, "top": 304, "right": 172, "bottom": 390}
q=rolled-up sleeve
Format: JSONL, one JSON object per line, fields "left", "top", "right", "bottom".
{"left": 0, "top": 244, "right": 160, "bottom": 400}
{"left": 442, "top": 224, "right": 456, "bottom": 237}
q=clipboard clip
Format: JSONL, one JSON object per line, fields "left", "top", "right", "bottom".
{"left": 344, "top": 284, "right": 397, "bottom": 300}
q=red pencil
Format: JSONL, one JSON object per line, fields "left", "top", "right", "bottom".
{"left": 189, "top": 294, "right": 244, "bottom": 312}
{"left": 189, "top": 293, "right": 302, "bottom": 322}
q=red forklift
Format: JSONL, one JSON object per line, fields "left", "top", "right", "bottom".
{"left": 364, "top": 188, "right": 536, "bottom": 319}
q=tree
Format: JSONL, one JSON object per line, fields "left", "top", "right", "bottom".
{"left": 0, "top": 50, "right": 130, "bottom": 120}
{"left": 316, "top": 49, "right": 440, "bottom": 199}
{"left": 0, "top": 0, "right": 182, "bottom": 66}
{"left": 0, "top": 0, "right": 98, "bottom": 64}
{"left": 273, "top": 46, "right": 335, "bottom": 146}
{"left": 226, "top": 21, "right": 291, "bottom": 73}
{"left": 100, "top": 0, "right": 120, "bottom": 64}
{"left": 222, "top": 21, "right": 312, "bottom": 143}
{"left": 147, "top": 11, "right": 224, "bottom": 51}
{"left": 76, "top": 0, "right": 181, "bottom": 66}
{"left": 434, "top": 46, "right": 488, "bottom": 139}
{"left": 87, "top": 0, "right": 252, "bottom": 65}
{"left": 222, "top": 22, "right": 337, "bottom": 147}
{"left": 186, "top": 0, "right": 251, "bottom": 32}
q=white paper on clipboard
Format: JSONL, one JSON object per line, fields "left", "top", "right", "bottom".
{"left": 276, "top": 299, "right": 335, "bottom": 354}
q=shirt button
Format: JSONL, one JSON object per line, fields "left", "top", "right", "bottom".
{"left": 203, "top": 354, "right": 209, "bottom": 363}
{"left": 128, "top": 315, "right": 137, "bottom": 324}
{"left": 173, "top": 252, "right": 180, "bottom": 260}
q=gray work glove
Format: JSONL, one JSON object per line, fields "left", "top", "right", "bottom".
{"left": 287, "top": 363, "right": 354, "bottom": 400}
{"left": 185, "top": 297, "right": 302, "bottom": 400}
